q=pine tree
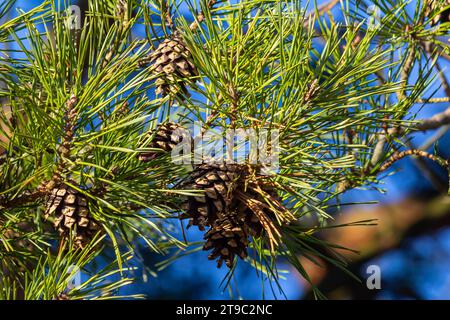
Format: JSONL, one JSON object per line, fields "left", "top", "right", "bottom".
{"left": 0, "top": 0, "right": 449, "bottom": 300}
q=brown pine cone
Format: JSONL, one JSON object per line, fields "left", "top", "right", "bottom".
{"left": 138, "top": 122, "right": 187, "bottom": 161}
{"left": 45, "top": 184, "right": 101, "bottom": 249}
{"left": 145, "top": 35, "right": 198, "bottom": 99}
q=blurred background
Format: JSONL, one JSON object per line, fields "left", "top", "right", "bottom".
{"left": 2, "top": 0, "right": 450, "bottom": 299}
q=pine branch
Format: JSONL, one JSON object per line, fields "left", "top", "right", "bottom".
{"left": 378, "top": 149, "right": 449, "bottom": 172}
{"left": 367, "top": 127, "right": 401, "bottom": 172}
{"left": 2, "top": 0, "right": 450, "bottom": 300}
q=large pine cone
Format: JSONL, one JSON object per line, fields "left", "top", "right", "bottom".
{"left": 146, "top": 35, "right": 198, "bottom": 98}
{"left": 115, "top": 0, "right": 127, "bottom": 20}
{"left": 45, "top": 184, "right": 100, "bottom": 249}
{"left": 138, "top": 122, "right": 186, "bottom": 161}
{"left": 203, "top": 213, "right": 249, "bottom": 268}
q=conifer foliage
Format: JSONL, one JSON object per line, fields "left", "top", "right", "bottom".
{"left": 0, "top": 0, "right": 449, "bottom": 299}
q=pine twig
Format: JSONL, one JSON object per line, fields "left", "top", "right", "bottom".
{"left": 366, "top": 127, "right": 402, "bottom": 172}
{"left": 338, "top": 148, "right": 449, "bottom": 194}
{"left": 366, "top": 40, "right": 417, "bottom": 173}
{"left": 434, "top": 60, "right": 450, "bottom": 97}
{"left": 416, "top": 97, "right": 450, "bottom": 103}
{"left": 414, "top": 47, "right": 450, "bottom": 131}
{"left": 189, "top": 0, "right": 217, "bottom": 32}
{"left": 400, "top": 43, "right": 416, "bottom": 99}
{"left": 378, "top": 149, "right": 449, "bottom": 173}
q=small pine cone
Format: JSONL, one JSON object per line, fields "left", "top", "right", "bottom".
{"left": 181, "top": 163, "right": 243, "bottom": 230}
{"left": 138, "top": 122, "right": 186, "bottom": 162}
{"left": 45, "top": 184, "right": 101, "bottom": 249}
{"left": 147, "top": 35, "right": 198, "bottom": 98}
{"left": 203, "top": 213, "right": 249, "bottom": 268}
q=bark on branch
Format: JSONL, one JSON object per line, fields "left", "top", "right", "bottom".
{"left": 414, "top": 106, "right": 450, "bottom": 131}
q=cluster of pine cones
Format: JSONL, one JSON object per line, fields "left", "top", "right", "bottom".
{"left": 44, "top": 183, "right": 100, "bottom": 249}
{"left": 182, "top": 162, "right": 277, "bottom": 268}
{"left": 139, "top": 32, "right": 198, "bottom": 99}
{"left": 44, "top": 126, "right": 280, "bottom": 267}
{"left": 139, "top": 122, "right": 282, "bottom": 268}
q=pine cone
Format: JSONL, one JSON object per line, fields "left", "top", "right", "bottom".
{"left": 234, "top": 200, "right": 265, "bottom": 237}
{"left": 203, "top": 213, "right": 249, "bottom": 268}
{"left": 115, "top": 0, "right": 127, "bottom": 19}
{"left": 45, "top": 184, "right": 100, "bottom": 249}
{"left": 182, "top": 163, "right": 242, "bottom": 230}
{"left": 138, "top": 122, "right": 186, "bottom": 162}
{"left": 146, "top": 35, "right": 198, "bottom": 98}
